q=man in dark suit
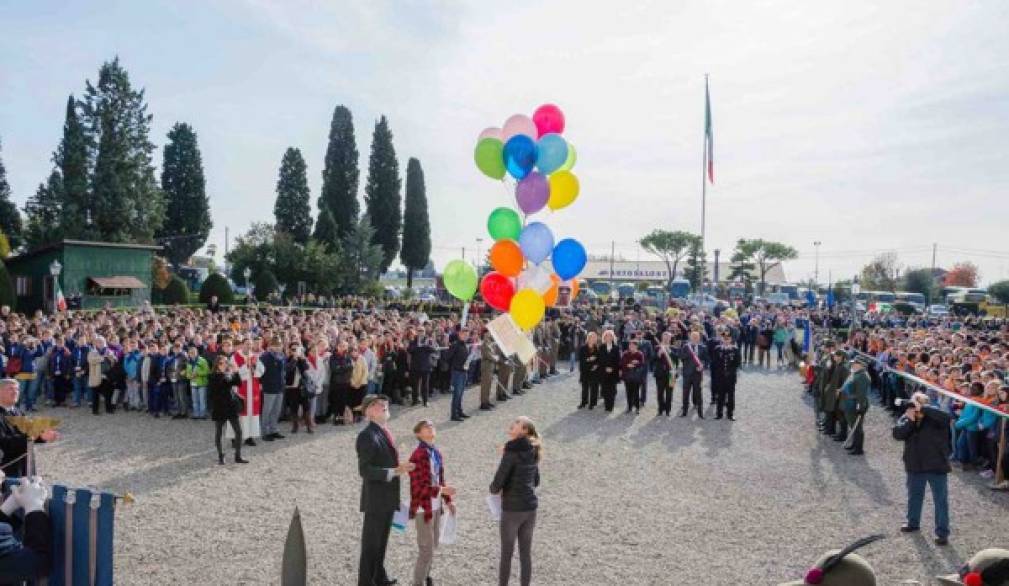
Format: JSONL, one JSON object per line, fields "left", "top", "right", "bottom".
{"left": 0, "top": 378, "right": 59, "bottom": 476}
{"left": 679, "top": 331, "right": 709, "bottom": 418}
{"left": 356, "top": 394, "right": 414, "bottom": 586}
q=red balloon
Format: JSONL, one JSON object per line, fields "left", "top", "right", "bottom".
{"left": 480, "top": 272, "right": 516, "bottom": 311}
{"left": 532, "top": 104, "right": 565, "bottom": 137}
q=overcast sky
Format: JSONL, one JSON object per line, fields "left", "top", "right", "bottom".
{"left": 2, "top": 1, "right": 1008, "bottom": 284}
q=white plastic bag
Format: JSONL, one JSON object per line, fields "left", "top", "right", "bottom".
{"left": 485, "top": 494, "right": 502, "bottom": 522}
{"left": 391, "top": 501, "right": 410, "bottom": 534}
{"left": 439, "top": 510, "right": 457, "bottom": 545}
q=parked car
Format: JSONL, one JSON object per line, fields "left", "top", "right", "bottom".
{"left": 927, "top": 304, "right": 949, "bottom": 317}
{"left": 687, "top": 293, "right": 728, "bottom": 312}
{"left": 766, "top": 292, "right": 790, "bottom": 306}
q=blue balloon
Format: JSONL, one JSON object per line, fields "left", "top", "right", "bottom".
{"left": 503, "top": 135, "right": 538, "bottom": 180}
{"left": 536, "top": 133, "right": 568, "bottom": 174}
{"left": 551, "top": 238, "right": 587, "bottom": 281}
{"left": 518, "top": 222, "right": 554, "bottom": 264}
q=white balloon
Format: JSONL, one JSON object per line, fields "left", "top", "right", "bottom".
{"left": 478, "top": 127, "right": 503, "bottom": 141}
{"left": 518, "top": 263, "right": 553, "bottom": 295}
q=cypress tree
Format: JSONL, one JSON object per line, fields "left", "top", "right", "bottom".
{"left": 54, "top": 95, "right": 93, "bottom": 240}
{"left": 81, "top": 57, "right": 164, "bottom": 242}
{"left": 0, "top": 138, "right": 23, "bottom": 250}
{"left": 363, "top": 116, "right": 402, "bottom": 274}
{"left": 23, "top": 170, "right": 64, "bottom": 249}
{"left": 320, "top": 105, "right": 359, "bottom": 240}
{"left": 400, "top": 158, "right": 431, "bottom": 289}
{"left": 274, "top": 147, "right": 312, "bottom": 245}
{"left": 313, "top": 204, "right": 338, "bottom": 251}
{"left": 158, "top": 122, "right": 212, "bottom": 267}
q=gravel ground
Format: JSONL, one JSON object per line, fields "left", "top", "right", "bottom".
{"left": 35, "top": 367, "right": 1009, "bottom": 585}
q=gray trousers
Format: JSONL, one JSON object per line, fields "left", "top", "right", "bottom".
{"left": 499, "top": 510, "right": 536, "bottom": 586}
{"left": 173, "top": 381, "right": 189, "bottom": 415}
{"left": 413, "top": 509, "right": 441, "bottom": 586}
{"left": 261, "top": 392, "right": 284, "bottom": 436}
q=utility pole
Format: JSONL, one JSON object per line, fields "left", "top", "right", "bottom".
{"left": 813, "top": 241, "right": 821, "bottom": 285}
{"left": 476, "top": 238, "right": 484, "bottom": 274}
{"left": 461, "top": 246, "right": 466, "bottom": 263}
{"left": 929, "top": 242, "right": 937, "bottom": 305}
{"left": 609, "top": 241, "right": 616, "bottom": 299}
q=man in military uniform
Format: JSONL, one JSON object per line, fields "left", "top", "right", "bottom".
{"left": 813, "top": 340, "right": 836, "bottom": 430}
{"left": 822, "top": 349, "right": 849, "bottom": 438}
{"left": 512, "top": 356, "right": 527, "bottom": 395}
{"left": 495, "top": 346, "right": 512, "bottom": 403}
{"left": 531, "top": 325, "right": 545, "bottom": 384}
{"left": 840, "top": 357, "right": 871, "bottom": 455}
{"left": 479, "top": 332, "right": 497, "bottom": 411}
{"left": 548, "top": 318, "right": 562, "bottom": 376}
{"left": 710, "top": 327, "right": 742, "bottom": 420}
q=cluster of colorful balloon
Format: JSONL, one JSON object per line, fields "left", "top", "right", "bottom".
{"left": 473, "top": 104, "right": 579, "bottom": 213}
{"left": 442, "top": 104, "right": 586, "bottom": 331}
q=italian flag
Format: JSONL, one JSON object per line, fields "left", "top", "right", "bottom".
{"left": 55, "top": 281, "right": 67, "bottom": 312}
{"left": 705, "top": 76, "right": 714, "bottom": 183}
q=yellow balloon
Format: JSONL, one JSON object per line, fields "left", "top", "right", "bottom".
{"left": 509, "top": 288, "right": 546, "bottom": 331}
{"left": 547, "top": 171, "right": 579, "bottom": 211}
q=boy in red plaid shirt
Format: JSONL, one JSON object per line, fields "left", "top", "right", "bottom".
{"left": 408, "top": 420, "right": 456, "bottom": 586}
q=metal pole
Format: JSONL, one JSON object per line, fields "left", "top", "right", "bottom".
{"left": 713, "top": 249, "right": 720, "bottom": 294}
{"left": 929, "top": 242, "right": 937, "bottom": 305}
{"left": 700, "top": 74, "right": 708, "bottom": 301}
{"left": 609, "top": 241, "right": 615, "bottom": 300}
{"left": 814, "top": 241, "right": 821, "bottom": 285}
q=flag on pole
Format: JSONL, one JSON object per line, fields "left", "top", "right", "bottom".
{"left": 705, "top": 77, "right": 714, "bottom": 183}
{"left": 55, "top": 281, "right": 67, "bottom": 312}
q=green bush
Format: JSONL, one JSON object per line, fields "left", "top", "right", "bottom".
{"left": 253, "top": 269, "right": 278, "bottom": 299}
{"left": 161, "top": 276, "right": 190, "bottom": 305}
{"left": 199, "top": 272, "right": 234, "bottom": 305}
{"left": 0, "top": 261, "right": 14, "bottom": 311}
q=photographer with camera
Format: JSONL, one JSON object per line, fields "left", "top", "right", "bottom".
{"left": 892, "top": 391, "right": 952, "bottom": 545}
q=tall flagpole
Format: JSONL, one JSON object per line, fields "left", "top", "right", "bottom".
{"left": 700, "top": 74, "right": 708, "bottom": 300}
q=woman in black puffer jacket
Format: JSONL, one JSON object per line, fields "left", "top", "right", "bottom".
{"left": 490, "top": 416, "right": 542, "bottom": 586}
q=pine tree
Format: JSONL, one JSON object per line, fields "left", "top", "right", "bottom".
{"left": 23, "top": 170, "right": 64, "bottom": 248}
{"left": 341, "top": 213, "right": 384, "bottom": 294}
{"left": 363, "top": 116, "right": 402, "bottom": 274}
{"left": 313, "top": 204, "right": 338, "bottom": 251}
{"left": 157, "top": 122, "right": 212, "bottom": 267}
{"left": 55, "top": 95, "right": 93, "bottom": 240}
{"left": 81, "top": 57, "right": 164, "bottom": 242}
{"left": 684, "top": 240, "right": 706, "bottom": 291}
{"left": 0, "top": 137, "right": 23, "bottom": 250}
{"left": 320, "top": 105, "right": 359, "bottom": 240}
{"left": 274, "top": 148, "right": 312, "bottom": 245}
{"left": 400, "top": 158, "right": 431, "bottom": 289}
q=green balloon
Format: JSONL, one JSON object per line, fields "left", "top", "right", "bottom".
{"left": 487, "top": 207, "right": 522, "bottom": 241}
{"left": 474, "top": 138, "right": 506, "bottom": 180}
{"left": 443, "top": 259, "right": 478, "bottom": 301}
{"left": 559, "top": 142, "right": 577, "bottom": 172}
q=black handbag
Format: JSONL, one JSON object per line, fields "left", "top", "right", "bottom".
{"left": 230, "top": 389, "right": 246, "bottom": 412}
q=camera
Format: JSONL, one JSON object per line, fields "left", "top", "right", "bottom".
{"left": 894, "top": 398, "right": 918, "bottom": 410}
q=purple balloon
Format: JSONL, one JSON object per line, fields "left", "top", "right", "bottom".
{"left": 515, "top": 172, "right": 549, "bottom": 215}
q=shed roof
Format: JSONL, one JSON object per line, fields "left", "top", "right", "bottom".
{"left": 6, "top": 240, "right": 162, "bottom": 264}
{"left": 88, "top": 276, "right": 148, "bottom": 289}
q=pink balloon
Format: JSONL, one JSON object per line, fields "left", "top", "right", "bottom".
{"left": 478, "top": 127, "right": 503, "bottom": 141}
{"left": 533, "top": 104, "right": 565, "bottom": 137}
{"left": 515, "top": 171, "right": 549, "bottom": 215}
{"left": 502, "top": 114, "right": 537, "bottom": 142}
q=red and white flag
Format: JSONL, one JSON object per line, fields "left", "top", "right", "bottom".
{"left": 55, "top": 282, "right": 67, "bottom": 312}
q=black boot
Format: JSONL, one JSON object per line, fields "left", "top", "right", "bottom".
{"left": 218, "top": 453, "right": 225, "bottom": 465}
{"left": 235, "top": 452, "right": 249, "bottom": 464}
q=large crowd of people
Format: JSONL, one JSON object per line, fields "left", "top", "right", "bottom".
{"left": 1, "top": 293, "right": 1007, "bottom": 583}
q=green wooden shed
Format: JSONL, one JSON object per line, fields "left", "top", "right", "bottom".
{"left": 4, "top": 240, "right": 161, "bottom": 312}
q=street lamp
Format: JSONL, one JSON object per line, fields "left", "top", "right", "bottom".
{"left": 243, "top": 267, "right": 252, "bottom": 299}
{"left": 851, "top": 275, "right": 861, "bottom": 329}
{"left": 813, "top": 241, "right": 821, "bottom": 285}
{"left": 49, "top": 260, "right": 62, "bottom": 312}
{"left": 476, "top": 237, "right": 484, "bottom": 274}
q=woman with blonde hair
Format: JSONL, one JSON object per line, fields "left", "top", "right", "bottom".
{"left": 490, "top": 416, "right": 542, "bottom": 586}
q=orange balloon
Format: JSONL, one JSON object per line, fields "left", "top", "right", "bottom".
{"left": 569, "top": 279, "right": 580, "bottom": 300}
{"left": 490, "top": 239, "right": 523, "bottom": 277}
{"left": 543, "top": 274, "right": 561, "bottom": 307}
